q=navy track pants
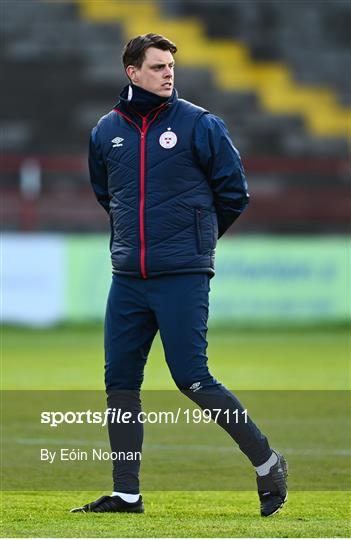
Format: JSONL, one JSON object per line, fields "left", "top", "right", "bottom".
{"left": 105, "top": 273, "right": 271, "bottom": 493}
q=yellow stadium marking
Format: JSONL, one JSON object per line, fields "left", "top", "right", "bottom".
{"left": 53, "top": 0, "right": 351, "bottom": 142}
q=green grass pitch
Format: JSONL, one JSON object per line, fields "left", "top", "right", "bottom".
{"left": 2, "top": 325, "right": 350, "bottom": 537}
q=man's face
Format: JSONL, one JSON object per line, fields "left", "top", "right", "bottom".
{"left": 127, "top": 47, "right": 175, "bottom": 98}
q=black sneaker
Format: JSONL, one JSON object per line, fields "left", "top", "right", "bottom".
{"left": 70, "top": 495, "right": 144, "bottom": 513}
{"left": 256, "top": 451, "right": 288, "bottom": 517}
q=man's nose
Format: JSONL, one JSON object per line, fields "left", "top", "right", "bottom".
{"left": 163, "top": 67, "right": 172, "bottom": 78}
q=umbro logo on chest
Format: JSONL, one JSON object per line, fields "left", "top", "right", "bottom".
{"left": 111, "top": 137, "right": 124, "bottom": 148}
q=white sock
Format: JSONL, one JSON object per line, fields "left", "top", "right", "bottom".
{"left": 111, "top": 491, "right": 140, "bottom": 503}
{"left": 255, "top": 451, "right": 278, "bottom": 476}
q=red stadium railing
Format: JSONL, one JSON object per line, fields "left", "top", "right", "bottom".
{"left": 1, "top": 155, "right": 350, "bottom": 233}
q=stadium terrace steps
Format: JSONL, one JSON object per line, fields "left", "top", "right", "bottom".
{"left": 72, "top": 0, "right": 351, "bottom": 144}
{"left": 2, "top": 0, "right": 349, "bottom": 157}
{"left": 2, "top": 0, "right": 350, "bottom": 233}
{"left": 0, "top": 1, "right": 309, "bottom": 157}
{"left": 180, "top": 0, "right": 351, "bottom": 105}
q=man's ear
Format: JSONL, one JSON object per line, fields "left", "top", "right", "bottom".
{"left": 126, "top": 65, "right": 138, "bottom": 83}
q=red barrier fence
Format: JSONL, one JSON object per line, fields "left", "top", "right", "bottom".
{"left": 1, "top": 155, "right": 350, "bottom": 233}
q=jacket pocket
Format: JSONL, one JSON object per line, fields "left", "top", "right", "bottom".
{"left": 194, "top": 208, "right": 203, "bottom": 254}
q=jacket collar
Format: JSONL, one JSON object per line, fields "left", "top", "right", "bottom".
{"left": 116, "top": 83, "right": 178, "bottom": 118}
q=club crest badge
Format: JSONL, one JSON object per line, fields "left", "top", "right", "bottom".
{"left": 159, "top": 128, "right": 177, "bottom": 149}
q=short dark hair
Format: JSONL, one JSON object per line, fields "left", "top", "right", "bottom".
{"left": 122, "top": 33, "right": 177, "bottom": 70}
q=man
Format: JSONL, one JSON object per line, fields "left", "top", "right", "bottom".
{"left": 71, "top": 33, "right": 287, "bottom": 517}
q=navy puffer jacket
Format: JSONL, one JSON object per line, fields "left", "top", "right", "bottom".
{"left": 89, "top": 85, "right": 249, "bottom": 278}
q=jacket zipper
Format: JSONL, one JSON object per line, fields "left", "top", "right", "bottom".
{"left": 114, "top": 106, "right": 166, "bottom": 279}
{"left": 195, "top": 208, "right": 203, "bottom": 254}
{"left": 140, "top": 117, "right": 147, "bottom": 278}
